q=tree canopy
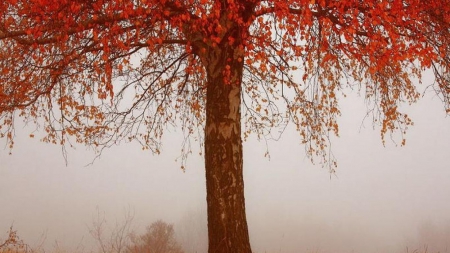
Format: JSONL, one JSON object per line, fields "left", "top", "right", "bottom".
{"left": 1, "top": 0, "right": 448, "bottom": 162}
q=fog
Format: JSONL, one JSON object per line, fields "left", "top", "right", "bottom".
{"left": 1, "top": 90, "right": 450, "bottom": 253}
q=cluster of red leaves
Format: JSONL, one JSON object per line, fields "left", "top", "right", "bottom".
{"left": 244, "top": 0, "right": 449, "bottom": 164}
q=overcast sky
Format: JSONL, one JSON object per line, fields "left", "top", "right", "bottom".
{"left": 1, "top": 87, "right": 450, "bottom": 253}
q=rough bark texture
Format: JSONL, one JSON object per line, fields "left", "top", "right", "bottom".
{"left": 204, "top": 40, "right": 251, "bottom": 253}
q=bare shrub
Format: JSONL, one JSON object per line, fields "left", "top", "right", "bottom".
{"left": 89, "top": 209, "right": 134, "bottom": 253}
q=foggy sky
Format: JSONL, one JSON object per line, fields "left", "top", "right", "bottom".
{"left": 1, "top": 90, "right": 450, "bottom": 253}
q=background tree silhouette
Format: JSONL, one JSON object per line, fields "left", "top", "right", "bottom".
{"left": 127, "top": 220, "right": 184, "bottom": 253}
{"left": 1, "top": 1, "right": 450, "bottom": 253}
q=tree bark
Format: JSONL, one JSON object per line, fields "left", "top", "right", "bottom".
{"left": 204, "top": 44, "right": 252, "bottom": 253}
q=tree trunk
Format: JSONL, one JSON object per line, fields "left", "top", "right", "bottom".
{"left": 204, "top": 44, "right": 252, "bottom": 253}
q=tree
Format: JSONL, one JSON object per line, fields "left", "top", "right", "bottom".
{"left": 127, "top": 220, "right": 184, "bottom": 253}
{"left": 1, "top": 1, "right": 449, "bottom": 253}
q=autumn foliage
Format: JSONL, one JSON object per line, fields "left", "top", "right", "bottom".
{"left": 0, "top": 0, "right": 448, "bottom": 160}
{"left": 1, "top": 1, "right": 450, "bottom": 253}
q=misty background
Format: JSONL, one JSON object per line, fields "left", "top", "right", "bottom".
{"left": 1, "top": 87, "right": 450, "bottom": 253}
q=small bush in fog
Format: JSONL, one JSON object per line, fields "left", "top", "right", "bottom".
{"left": 127, "top": 220, "right": 184, "bottom": 253}
{"left": 0, "top": 227, "right": 30, "bottom": 253}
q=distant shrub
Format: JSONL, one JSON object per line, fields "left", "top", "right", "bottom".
{"left": 127, "top": 220, "right": 184, "bottom": 253}
{"left": 0, "top": 227, "right": 30, "bottom": 253}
